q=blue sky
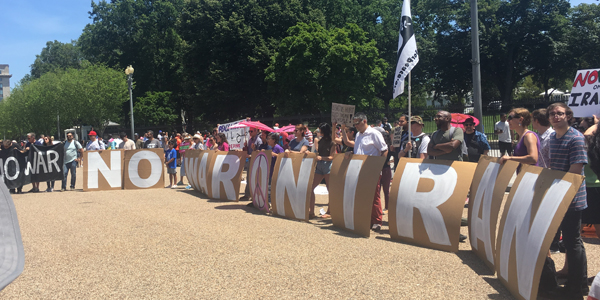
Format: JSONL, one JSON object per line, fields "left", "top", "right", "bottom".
{"left": 1, "top": 0, "right": 598, "bottom": 89}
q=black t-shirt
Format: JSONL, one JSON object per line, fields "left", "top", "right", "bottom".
{"left": 317, "top": 138, "right": 335, "bottom": 157}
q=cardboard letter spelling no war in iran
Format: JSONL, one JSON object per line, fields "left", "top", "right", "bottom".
{"left": 81, "top": 149, "right": 584, "bottom": 300}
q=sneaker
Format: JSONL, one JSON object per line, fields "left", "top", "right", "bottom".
{"left": 176, "top": 181, "right": 184, "bottom": 186}
{"left": 185, "top": 185, "right": 192, "bottom": 190}
{"left": 28, "top": 188, "right": 38, "bottom": 193}
{"left": 371, "top": 224, "right": 382, "bottom": 232}
{"left": 45, "top": 188, "right": 52, "bottom": 192}
{"left": 61, "top": 188, "right": 66, "bottom": 192}
{"left": 171, "top": 185, "right": 178, "bottom": 189}
{"left": 461, "top": 217, "right": 468, "bottom": 226}
{"left": 165, "top": 185, "right": 172, "bottom": 188}
{"left": 459, "top": 234, "right": 467, "bottom": 242}
{"left": 70, "top": 186, "right": 75, "bottom": 191}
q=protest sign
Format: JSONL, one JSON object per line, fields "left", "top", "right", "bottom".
{"left": 392, "top": 127, "right": 403, "bottom": 148}
{"left": 28, "top": 144, "right": 65, "bottom": 183}
{"left": 389, "top": 158, "right": 477, "bottom": 252}
{"left": 568, "top": 68, "right": 600, "bottom": 117}
{"left": 185, "top": 150, "right": 247, "bottom": 201}
{"left": 495, "top": 164, "right": 583, "bottom": 300}
{"left": 271, "top": 152, "right": 317, "bottom": 221}
{"left": 249, "top": 150, "right": 272, "bottom": 212}
{"left": 218, "top": 119, "right": 249, "bottom": 150}
{"left": 83, "top": 150, "right": 124, "bottom": 191}
{"left": 0, "top": 148, "right": 31, "bottom": 189}
{"left": 0, "top": 181, "right": 24, "bottom": 290}
{"left": 331, "top": 103, "right": 355, "bottom": 127}
{"left": 329, "top": 153, "right": 386, "bottom": 237}
{"left": 123, "top": 149, "right": 164, "bottom": 189}
{"left": 468, "top": 156, "right": 519, "bottom": 271}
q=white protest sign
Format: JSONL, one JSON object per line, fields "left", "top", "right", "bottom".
{"left": 218, "top": 119, "right": 249, "bottom": 150}
{"left": 392, "top": 127, "right": 403, "bottom": 148}
{"left": 568, "top": 68, "right": 600, "bottom": 117}
{"left": 331, "top": 103, "right": 355, "bottom": 126}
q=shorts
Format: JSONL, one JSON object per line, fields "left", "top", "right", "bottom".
{"left": 167, "top": 167, "right": 177, "bottom": 174}
{"left": 315, "top": 160, "right": 332, "bottom": 175}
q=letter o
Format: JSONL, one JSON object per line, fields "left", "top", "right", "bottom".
{"left": 588, "top": 70, "right": 599, "bottom": 85}
{"left": 4, "top": 157, "right": 19, "bottom": 181}
{"left": 128, "top": 151, "right": 162, "bottom": 188}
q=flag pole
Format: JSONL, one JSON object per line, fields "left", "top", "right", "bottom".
{"left": 408, "top": 71, "right": 412, "bottom": 157}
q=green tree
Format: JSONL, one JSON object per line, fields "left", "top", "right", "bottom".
{"left": 79, "top": 0, "right": 185, "bottom": 100}
{"left": 0, "top": 65, "right": 128, "bottom": 138}
{"left": 133, "top": 91, "right": 179, "bottom": 127}
{"left": 178, "top": 0, "right": 324, "bottom": 123}
{"left": 30, "top": 40, "right": 85, "bottom": 80}
{"left": 265, "top": 22, "right": 387, "bottom": 115}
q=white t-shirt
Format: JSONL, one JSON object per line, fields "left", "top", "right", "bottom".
{"left": 400, "top": 132, "right": 430, "bottom": 155}
{"left": 86, "top": 140, "right": 105, "bottom": 150}
{"left": 494, "top": 121, "right": 511, "bottom": 143}
{"left": 354, "top": 126, "right": 388, "bottom": 156}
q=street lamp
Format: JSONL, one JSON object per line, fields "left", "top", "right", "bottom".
{"left": 125, "top": 65, "right": 135, "bottom": 140}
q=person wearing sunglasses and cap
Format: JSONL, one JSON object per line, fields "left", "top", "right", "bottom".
{"left": 462, "top": 117, "right": 490, "bottom": 162}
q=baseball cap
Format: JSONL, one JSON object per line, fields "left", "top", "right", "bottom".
{"left": 88, "top": 130, "right": 97, "bottom": 136}
{"left": 193, "top": 134, "right": 202, "bottom": 139}
{"left": 410, "top": 116, "right": 424, "bottom": 125}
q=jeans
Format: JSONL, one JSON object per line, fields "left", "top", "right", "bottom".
{"left": 62, "top": 160, "right": 77, "bottom": 189}
{"left": 180, "top": 157, "right": 186, "bottom": 177}
{"left": 561, "top": 210, "right": 588, "bottom": 293}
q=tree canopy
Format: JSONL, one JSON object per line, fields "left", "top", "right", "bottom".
{"left": 7, "top": 0, "right": 600, "bottom": 134}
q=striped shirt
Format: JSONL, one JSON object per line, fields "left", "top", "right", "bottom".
{"left": 549, "top": 127, "right": 587, "bottom": 211}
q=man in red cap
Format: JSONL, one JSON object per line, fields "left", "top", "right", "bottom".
{"left": 86, "top": 130, "right": 105, "bottom": 150}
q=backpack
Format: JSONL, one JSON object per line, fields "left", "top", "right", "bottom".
{"left": 401, "top": 133, "right": 429, "bottom": 158}
{"left": 432, "top": 127, "right": 468, "bottom": 157}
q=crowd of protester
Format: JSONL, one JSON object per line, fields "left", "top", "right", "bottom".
{"left": 3, "top": 102, "right": 600, "bottom": 299}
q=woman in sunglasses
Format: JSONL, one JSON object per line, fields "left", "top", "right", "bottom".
{"left": 285, "top": 124, "right": 309, "bottom": 153}
{"left": 499, "top": 107, "right": 540, "bottom": 170}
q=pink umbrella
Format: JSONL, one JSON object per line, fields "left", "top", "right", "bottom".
{"left": 236, "top": 121, "right": 274, "bottom": 132}
{"left": 450, "top": 113, "right": 479, "bottom": 130}
{"left": 275, "top": 124, "right": 296, "bottom": 133}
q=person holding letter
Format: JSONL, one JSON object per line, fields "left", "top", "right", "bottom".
{"left": 498, "top": 108, "right": 540, "bottom": 170}
{"left": 343, "top": 113, "right": 388, "bottom": 231}
{"left": 427, "top": 111, "right": 464, "bottom": 161}
{"left": 545, "top": 102, "right": 588, "bottom": 299}
{"left": 309, "top": 123, "right": 336, "bottom": 219}
{"left": 286, "top": 124, "right": 310, "bottom": 153}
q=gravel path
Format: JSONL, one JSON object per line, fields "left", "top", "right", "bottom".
{"left": 1, "top": 170, "right": 598, "bottom": 299}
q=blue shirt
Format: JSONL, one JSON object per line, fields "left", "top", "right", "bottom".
{"left": 289, "top": 138, "right": 309, "bottom": 152}
{"left": 166, "top": 149, "right": 177, "bottom": 169}
{"left": 549, "top": 127, "right": 587, "bottom": 211}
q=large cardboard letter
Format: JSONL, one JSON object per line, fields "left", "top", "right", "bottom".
{"left": 468, "top": 156, "right": 519, "bottom": 271}
{"left": 329, "top": 153, "right": 385, "bottom": 237}
{"left": 389, "top": 158, "right": 476, "bottom": 252}
{"left": 0, "top": 181, "right": 24, "bottom": 290}
{"left": 208, "top": 151, "right": 246, "bottom": 201}
{"left": 495, "top": 165, "right": 583, "bottom": 300}
{"left": 271, "top": 152, "right": 317, "bottom": 221}
{"left": 249, "top": 151, "right": 271, "bottom": 212}
{"left": 83, "top": 150, "right": 124, "bottom": 191}
{"left": 123, "top": 149, "right": 164, "bottom": 189}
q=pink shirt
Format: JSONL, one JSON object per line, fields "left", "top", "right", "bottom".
{"left": 218, "top": 142, "right": 229, "bottom": 151}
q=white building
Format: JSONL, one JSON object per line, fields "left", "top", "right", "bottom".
{"left": 0, "top": 64, "right": 11, "bottom": 100}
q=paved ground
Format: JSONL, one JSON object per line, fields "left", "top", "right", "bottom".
{"left": 1, "top": 169, "right": 599, "bottom": 299}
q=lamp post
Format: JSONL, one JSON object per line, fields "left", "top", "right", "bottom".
{"left": 125, "top": 65, "right": 135, "bottom": 140}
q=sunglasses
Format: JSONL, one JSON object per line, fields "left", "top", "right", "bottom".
{"left": 249, "top": 130, "right": 255, "bottom": 133}
{"left": 507, "top": 115, "right": 515, "bottom": 121}
{"left": 464, "top": 123, "right": 475, "bottom": 127}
